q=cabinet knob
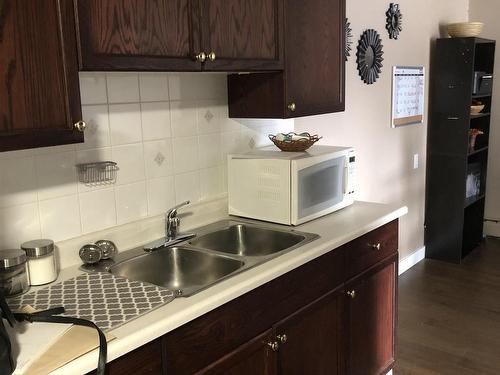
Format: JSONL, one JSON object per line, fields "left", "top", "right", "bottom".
{"left": 287, "top": 102, "right": 296, "bottom": 112}
{"left": 194, "top": 52, "right": 207, "bottom": 63}
{"left": 347, "top": 290, "right": 356, "bottom": 299}
{"left": 267, "top": 341, "right": 279, "bottom": 351}
{"left": 369, "top": 242, "right": 381, "bottom": 251}
{"left": 277, "top": 334, "right": 288, "bottom": 344}
{"left": 207, "top": 51, "right": 216, "bottom": 62}
{"left": 74, "top": 121, "right": 86, "bottom": 132}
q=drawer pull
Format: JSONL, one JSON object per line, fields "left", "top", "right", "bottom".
{"left": 267, "top": 341, "right": 279, "bottom": 351}
{"left": 369, "top": 242, "right": 381, "bottom": 251}
{"left": 277, "top": 334, "right": 287, "bottom": 344}
{"left": 347, "top": 290, "right": 356, "bottom": 299}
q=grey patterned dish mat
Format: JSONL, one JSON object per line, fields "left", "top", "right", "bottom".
{"left": 8, "top": 272, "right": 175, "bottom": 332}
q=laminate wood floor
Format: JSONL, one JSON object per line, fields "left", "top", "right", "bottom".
{"left": 395, "top": 238, "right": 500, "bottom": 375}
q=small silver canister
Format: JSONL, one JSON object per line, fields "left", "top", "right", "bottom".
{"left": 0, "top": 249, "right": 29, "bottom": 296}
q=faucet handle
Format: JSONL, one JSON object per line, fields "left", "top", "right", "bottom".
{"left": 167, "top": 201, "right": 190, "bottom": 218}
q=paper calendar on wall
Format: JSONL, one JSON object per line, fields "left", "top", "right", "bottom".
{"left": 391, "top": 66, "right": 425, "bottom": 127}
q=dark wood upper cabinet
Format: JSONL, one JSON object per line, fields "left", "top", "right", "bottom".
{"left": 0, "top": 0, "right": 83, "bottom": 152}
{"left": 76, "top": 0, "right": 283, "bottom": 72}
{"left": 76, "top": 0, "right": 202, "bottom": 71}
{"left": 199, "top": 0, "right": 283, "bottom": 71}
{"left": 275, "top": 289, "right": 344, "bottom": 375}
{"left": 228, "top": 0, "right": 345, "bottom": 118}
{"left": 346, "top": 256, "right": 398, "bottom": 375}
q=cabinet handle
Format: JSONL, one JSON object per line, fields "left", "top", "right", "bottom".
{"left": 287, "top": 102, "right": 296, "bottom": 112}
{"left": 277, "top": 334, "right": 287, "bottom": 344}
{"left": 347, "top": 290, "right": 356, "bottom": 299}
{"left": 369, "top": 242, "right": 381, "bottom": 251}
{"left": 207, "top": 51, "right": 216, "bottom": 62}
{"left": 74, "top": 121, "right": 86, "bottom": 132}
{"left": 267, "top": 341, "right": 279, "bottom": 351}
{"left": 194, "top": 52, "right": 207, "bottom": 62}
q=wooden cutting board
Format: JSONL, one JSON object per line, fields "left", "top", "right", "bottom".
{"left": 24, "top": 325, "right": 114, "bottom": 375}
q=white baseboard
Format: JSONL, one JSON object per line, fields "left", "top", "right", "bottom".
{"left": 386, "top": 370, "right": 393, "bottom": 375}
{"left": 484, "top": 220, "right": 500, "bottom": 237}
{"left": 398, "top": 246, "right": 426, "bottom": 275}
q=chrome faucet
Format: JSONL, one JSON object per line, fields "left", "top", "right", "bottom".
{"left": 166, "top": 201, "right": 189, "bottom": 239}
{"left": 144, "top": 201, "right": 196, "bottom": 252}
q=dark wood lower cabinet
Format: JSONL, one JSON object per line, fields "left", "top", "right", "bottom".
{"left": 276, "top": 289, "right": 344, "bottom": 375}
{"left": 86, "top": 221, "right": 399, "bottom": 375}
{"left": 196, "top": 330, "right": 277, "bottom": 375}
{"left": 346, "top": 256, "right": 398, "bottom": 375}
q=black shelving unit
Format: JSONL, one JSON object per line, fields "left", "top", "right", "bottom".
{"left": 425, "top": 37, "right": 495, "bottom": 263}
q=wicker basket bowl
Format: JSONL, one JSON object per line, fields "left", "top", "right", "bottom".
{"left": 269, "top": 134, "right": 322, "bottom": 152}
{"left": 447, "top": 22, "right": 484, "bottom": 38}
{"left": 470, "top": 104, "right": 485, "bottom": 114}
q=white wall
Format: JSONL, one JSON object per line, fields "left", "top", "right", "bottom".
{"left": 469, "top": 1, "right": 500, "bottom": 236}
{"left": 0, "top": 73, "right": 292, "bottom": 249}
{"left": 295, "top": 0, "right": 469, "bottom": 258}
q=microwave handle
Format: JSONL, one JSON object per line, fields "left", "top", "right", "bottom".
{"left": 343, "top": 163, "right": 348, "bottom": 194}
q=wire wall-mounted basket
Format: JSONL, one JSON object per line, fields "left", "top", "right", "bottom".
{"left": 76, "top": 161, "right": 118, "bottom": 186}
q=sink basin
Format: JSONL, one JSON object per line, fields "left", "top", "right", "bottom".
{"left": 109, "top": 246, "right": 244, "bottom": 296}
{"left": 190, "top": 223, "right": 307, "bottom": 256}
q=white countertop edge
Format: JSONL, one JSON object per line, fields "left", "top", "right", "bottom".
{"left": 50, "top": 202, "right": 408, "bottom": 375}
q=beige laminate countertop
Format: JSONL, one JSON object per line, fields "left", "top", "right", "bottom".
{"left": 40, "top": 201, "right": 407, "bottom": 375}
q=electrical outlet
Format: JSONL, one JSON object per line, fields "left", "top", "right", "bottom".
{"left": 413, "top": 154, "right": 419, "bottom": 169}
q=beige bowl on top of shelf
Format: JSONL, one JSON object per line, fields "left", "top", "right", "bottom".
{"left": 447, "top": 22, "right": 484, "bottom": 38}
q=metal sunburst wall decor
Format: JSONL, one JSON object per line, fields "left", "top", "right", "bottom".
{"left": 386, "top": 3, "right": 403, "bottom": 40}
{"left": 345, "top": 19, "right": 353, "bottom": 61}
{"left": 356, "top": 29, "right": 384, "bottom": 85}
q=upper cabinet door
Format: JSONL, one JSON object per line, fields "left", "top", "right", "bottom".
{"left": 284, "top": 0, "right": 345, "bottom": 117}
{"left": 199, "top": 0, "right": 284, "bottom": 71}
{"left": 0, "top": 0, "right": 83, "bottom": 152}
{"left": 76, "top": 0, "right": 202, "bottom": 71}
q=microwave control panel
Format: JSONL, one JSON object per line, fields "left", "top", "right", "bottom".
{"left": 347, "top": 150, "right": 356, "bottom": 195}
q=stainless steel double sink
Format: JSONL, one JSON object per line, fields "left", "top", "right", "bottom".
{"left": 88, "top": 220, "right": 319, "bottom": 297}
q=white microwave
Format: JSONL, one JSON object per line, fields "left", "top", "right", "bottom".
{"left": 228, "top": 145, "right": 356, "bottom": 225}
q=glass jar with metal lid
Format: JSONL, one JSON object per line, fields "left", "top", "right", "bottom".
{"left": 0, "top": 249, "right": 29, "bottom": 296}
{"left": 21, "top": 239, "right": 58, "bottom": 286}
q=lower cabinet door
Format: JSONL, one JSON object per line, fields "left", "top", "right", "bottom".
{"left": 346, "top": 256, "right": 397, "bottom": 375}
{"left": 275, "top": 289, "right": 345, "bottom": 375}
{"left": 196, "top": 329, "right": 277, "bottom": 375}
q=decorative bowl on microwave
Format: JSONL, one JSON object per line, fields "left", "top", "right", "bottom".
{"left": 447, "top": 22, "right": 484, "bottom": 38}
{"left": 269, "top": 132, "right": 322, "bottom": 152}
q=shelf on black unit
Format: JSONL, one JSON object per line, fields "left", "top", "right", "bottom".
{"left": 470, "top": 112, "right": 491, "bottom": 119}
{"left": 468, "top": 146, "right": 489, "bottom": 157}
{"left": 464, "top": 194, "right": 486, "bottom": 208}
{"left": 472, "top": 93, "right": 492, "bottom": 99}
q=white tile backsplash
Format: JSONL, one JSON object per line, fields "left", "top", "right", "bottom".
{"left": 115, "top": 181, "right": 148, "bottom": 224}
{"left": 106, "top": 73, "right": 140, "bottom": 104}
{"left": 0, "top": 72, "right": 293, "bottom": 249}
{"left": 140, "top": 102, "right": 171, "bottom": 141}
{"left": 109, "top": 103, "right": 143, "bottom": 145}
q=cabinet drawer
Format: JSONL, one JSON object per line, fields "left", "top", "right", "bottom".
{"left": 345, "top": 220, "right": 398, "bottom": 279}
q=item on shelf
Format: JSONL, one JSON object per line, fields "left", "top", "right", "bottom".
{"left": 466, "top": 163, "right": 481, "bottom": 199}
{"left": 447, "top": 22, "right": 484, "bottom": 38}
{"left": 470, "top": 100, "right": 485, "bottom": 115}
{"left": 76, "top": 161, "right": 118, "bottom": 186}
{"left": 473, "top": 72, "right": 493, "bottom": 95}
{"left": 269, "top": 132, "right": 322, "bottom": 152}
{"left": 21, "top": 239, "right": 58, "bottom": 286}
{"left": 386, "top": 3, "right": 403, "bottom": 40}
{"left": 345, "top": 19, "right": 353, "bottom": 61}
{"left": 0, "top": 249, "right": 29, "bottom": 296}
{"left": 468, "top": 128, "right": 484, "bottom": 152}
{"left": 356, "top": 29, "right": 384, "bottom": 85}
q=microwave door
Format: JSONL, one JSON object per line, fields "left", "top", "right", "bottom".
{"left": 292, "top": 156, "right": 346, "bottom": 224}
